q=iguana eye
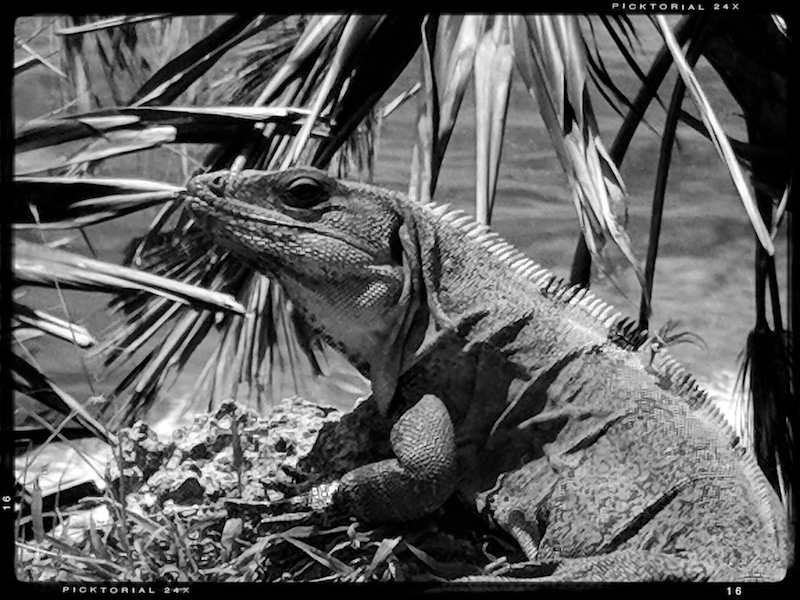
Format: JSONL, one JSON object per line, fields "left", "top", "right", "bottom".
{"left": 284, "top": 176, "right": 325, "bottom": 208}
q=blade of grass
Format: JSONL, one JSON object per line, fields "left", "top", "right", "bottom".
{"left": 87, "top": 514, "right": 111, "bottom": 561}
{"left": 31, "top": 480, "right": 45, "bottom": 542}
{"left": 281, "top": 534, "right": 354, "bottom": 576}
{"left": 363, "top": 536, "right": 402, "bottom": 578}
{"left": 15, "top": 407, "right": 114, "bottom": 492}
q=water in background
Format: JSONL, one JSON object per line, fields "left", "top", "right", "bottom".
{"left": 13, "top": 16, "right": 788, "bottom": 434}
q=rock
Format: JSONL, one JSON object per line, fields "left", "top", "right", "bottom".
{"left": 113, "top": 397, "right": 354, "bottom": 507}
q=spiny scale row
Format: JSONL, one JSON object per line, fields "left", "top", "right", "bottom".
{"left": 654, "top": 346, "right": 766, "bottom": 480}
{"left": 611, "top": 317, "right": 648, "bottom": 350}
{"left": 429, "top": 202, "right": 624, "bottom": 333}
{"left": 654, "top": 351, "right": 737, "bottom": 432}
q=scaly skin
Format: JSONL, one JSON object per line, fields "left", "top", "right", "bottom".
{"left": 185, "top": 167, "right": 789, "bottom": 582}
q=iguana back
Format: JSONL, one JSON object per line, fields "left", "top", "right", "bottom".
{"left": 186, "top": 167, "right": 789, "bottom": 582}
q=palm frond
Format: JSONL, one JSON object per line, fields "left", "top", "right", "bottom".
{"left": 283, "top": 15, "right": 387, "bottom": 168}
{"left": 638, "top": 16, "right": 711, "bottom": 330}
{"left": 14, "top": 14, "right": 792, "bottom": 465}
{"left": 16, "top": 106, "right": 319, "bottom": 175}
{"left": 581, "top": 16, "right": 644, "bottom": 116}
{"left": 14, "top": 176, "right": 182, "bottom": 228}
{"left": 55, "top": 14, "right": 177, "bottom": 36}
{"left": 410, "top": 15, "right": 485, "bottom": 203}
{"left": 15, "top": 240, "right": 245, "bottom": 315}
{"left": 473, "top": 19, "right": 514, "bottom": 225}
{"left": 96, "top": 220, "right": 332, "bottom": 423}
{"left": 130, "top": 15, "right": 286, "bottom": 106}
{"left": 13, "top": 302, "right": 97, "bottom": 348}
{"left": 654, "top": 15, "right": 774, "bottom": 256}
{"left": 310, "top": 16, "right": 424, "bottom": 170}
{"left": 737, "top": 327, "right": 794, "bottom": 512}
{"left": 513, "top": 15, "right": 643, "bottom": 285}
{"left": 701, "top": 15, "right": 789, "bottom": 200}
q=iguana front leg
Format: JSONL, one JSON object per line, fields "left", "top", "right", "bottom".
{"left": 319, "top": 394, "right": 459, "bottom": 522}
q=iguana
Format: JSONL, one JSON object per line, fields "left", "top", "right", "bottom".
{"left": 185, "top": 166, "right": 789, "bottom": 582}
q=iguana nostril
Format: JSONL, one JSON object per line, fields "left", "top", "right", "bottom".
{"left": 187, "top": 171, "right": 228, "bottom": 196}
{"left": 208, "top": 172, "right": 228, "bottom": 194}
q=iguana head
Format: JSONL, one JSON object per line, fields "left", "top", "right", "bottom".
{"left": 185, "top": 167, "right": 433, "bottom": 411}
{"left": 187, "top": 167, "right": 406, "bottom": 276}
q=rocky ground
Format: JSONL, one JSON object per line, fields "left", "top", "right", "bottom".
{"left": 17, "top": 398, "right": 521, "bottom": 583}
